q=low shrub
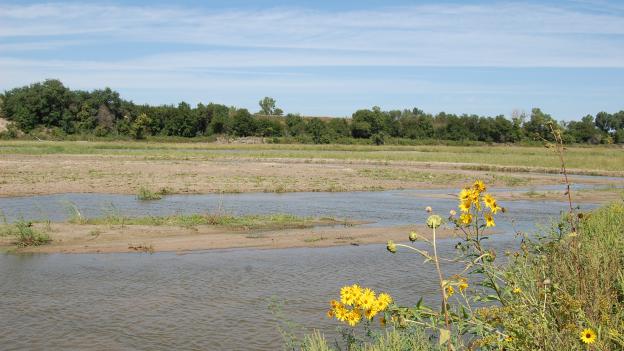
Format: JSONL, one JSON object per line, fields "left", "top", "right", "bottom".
{"left": 14, "top": 220, "right": 50, "bottom": 247}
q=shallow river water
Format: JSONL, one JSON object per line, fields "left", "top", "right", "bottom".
{"left": 0, "top": 186, "right": 603, "bottom": 350}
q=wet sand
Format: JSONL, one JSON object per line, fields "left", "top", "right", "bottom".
{"left": 1, "top": 222, "right": 457, "bottom": 254}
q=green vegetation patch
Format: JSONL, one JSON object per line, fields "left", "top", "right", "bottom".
{"left": 80, "top": 213, "right": 334, "bottom": 230}
{"left": 0, "top": 220, "right": 51, "bottom": 247}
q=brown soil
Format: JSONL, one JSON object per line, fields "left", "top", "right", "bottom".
{"left": 2, "top": 223, "right": 458, "bottom": 254}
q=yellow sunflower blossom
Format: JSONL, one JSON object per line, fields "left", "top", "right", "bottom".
{"left": 483, "top": 194, "right": 496, "bottom": 209}
{"left": 346, "top": 309, "right": 362, "bottom": 327}
{"left": 460, "top": 213, "right": 473, "bottom": 225}
{"left": 485, "top": 213, "right": 495, "bottom": 227}
{"left": 512, "top": 287, "right": 522, "bottom": 294}
{"left": 334, "top": 304, "right": 349, "bottom": 322}
{"left": 358, "top": 288, "right": 376, "bottom": 310}
{"left": 445, "top": 286, "right": 455, "bottom": 297}
{"left": 473, "top": 180, "right": 486, "bottom": 193}
{"left": 459, "top": 188, "right": 471, "bottom": 201}
{"left": 340, "top": 286, "right": 354, "bottom": 305}
{"left": 341, "top": 284, "right": 362, "bottom": 306}
{"left": 459, "top": 281, "right": 469, "bottom": 292}
{"left": 580, "top": 328, "right": 597, "bottom": 344}
{"left": 364, "top": 308, "right": 377, "bottom": 320}
{"left": 459, "top": 199, "right": 472, "bottom": 213}
{"left": 375, "top": 293, "right": 392, "bottom": 311}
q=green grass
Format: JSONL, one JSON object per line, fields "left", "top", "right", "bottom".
{"left": 76, "top": 212, "right": 335, "bottom": 230}
{"left": 136, "top": 186, "right": 162, "bottom": 200}
{"left": 1, "top": 220, "right": 51, "bottom": 247}
{"left": 0, "top": 140, "right": 622, "bottom": 174}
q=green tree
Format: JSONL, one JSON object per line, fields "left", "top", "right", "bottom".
{"left": 523, "top": 108, "right": 557, "bottom": 141}
{"left": 131, "top": 113, "right": 152, "bottom": 139}
{"left": 305, "top": 118, "right": 331, "bottom": 144}
{"left": 231, "top": 109, "right": 256, "bottom": 136}
{"left": 258, "top": 97, "right": 280, "bottom": 115}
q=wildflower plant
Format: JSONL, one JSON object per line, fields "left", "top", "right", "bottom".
{"left": 380, "top": 180, "right": 513, "bottom": 349}
{"left": 315, "top": 131, "right": 624, "bottom": 350}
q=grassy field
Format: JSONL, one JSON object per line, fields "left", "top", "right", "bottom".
{"left": 0, "top": 140, "right": 622, "bottom": 173}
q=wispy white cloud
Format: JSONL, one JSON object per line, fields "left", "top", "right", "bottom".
{"left": 0, "top": 2, "right": 622, "bottom": 116}
{"left": 0, "top": 2, "right": 623, "bottom": 66}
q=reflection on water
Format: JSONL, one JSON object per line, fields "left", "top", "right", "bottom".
{"left": 0, "top": 188, "right": 602, "bottom": 350}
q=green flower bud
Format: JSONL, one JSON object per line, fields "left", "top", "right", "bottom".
{"left": 426, "top": 215, "right": 442, "bottom": 229}
{"left": 386, "top": 240, "right": 397, "bottom": 254}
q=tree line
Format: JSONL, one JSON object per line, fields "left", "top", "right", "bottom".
{"left": 1, "top": 79, "right": 623, "bottom": 144}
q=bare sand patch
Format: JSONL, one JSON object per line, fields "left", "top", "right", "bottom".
{"left": 3, "top": 223, "right": 457, "bottom": 254}
{"left": 0, "top": 153, "right": 589, "bottom": 197}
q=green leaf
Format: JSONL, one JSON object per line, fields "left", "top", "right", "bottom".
{"left": 439, "top": 328, "right": 451, "bottom": 345}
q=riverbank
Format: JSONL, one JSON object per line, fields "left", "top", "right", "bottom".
{"left": 0, "top": 152, "right": 621, "bottom": 197}
{"left": 0, "top": 220, "right": 455, "bottom": 254}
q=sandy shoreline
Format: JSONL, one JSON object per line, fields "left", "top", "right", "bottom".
{"left": 1, "top": 222, "right": 457, "bottom": 254}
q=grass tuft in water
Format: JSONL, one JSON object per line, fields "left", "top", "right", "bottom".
{"left": 137, "top": 186, "right": 162, "bottom": 200}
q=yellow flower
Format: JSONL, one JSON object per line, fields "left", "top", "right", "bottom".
{"left": 376, "top": 293, "right": 392, "bottom": 310}
{"left": 459, "top": 199, "right": 472, "bottom": 213}
{"left": 326, "top": 309, "right": 335, "bottom": 318}
{"left": 334, "top": 305, "right": 349, "bottom": 322}
{"left": 445, "top": 286, "right": 455, "bottom": 297}
{"left": 358, "top": 288, "right": 376, "bottom": 310}
{"left": 490, "top": 205, "right": 502, "bottom": 214}
{"left": 485, "top": 213, "right": 495, "bottom": 227}
{"left": 460, "top": 213, "right": 473, "bottom": 225}
{"left": 512, "top": 287, "right": 522, "bottom": 294}
{"left": 364, "top": 308, "right": 377, "bottom": 320}
{"left": 483, "top": 194, "right": 496, "bottom": 209}
{"left": 341, "top": 284, "right": 362, "bottom": 306}
{"left": 340, "top": 286, "right": 354, "bottom": 305}
{"left": 346, "top": 309, "right": 362, "bottom": 327}
{"left": 350, "top": 284, "right": 362, "bottom": 300}
{"left": 459, "top": 188, "right": 471, "bottom": 201}
{"left": 473, "top": 180, "right": 486, "bottom": 193}
{"left": 580, "top": 328, "right": 597, "bottom": 344}
{"left": 459, "top": 281, "right": 469, "bottom": 292}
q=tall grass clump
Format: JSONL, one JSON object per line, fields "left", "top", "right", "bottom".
{"left": 13, "top": 220, "right": 50, "bottom": 247}
{"left": 136, "top": 186, "right": 162, "bottom": 200}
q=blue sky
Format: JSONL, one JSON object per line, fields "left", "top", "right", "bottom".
{"left": 0, "top": 1, "right": 623, "bottom": 119}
